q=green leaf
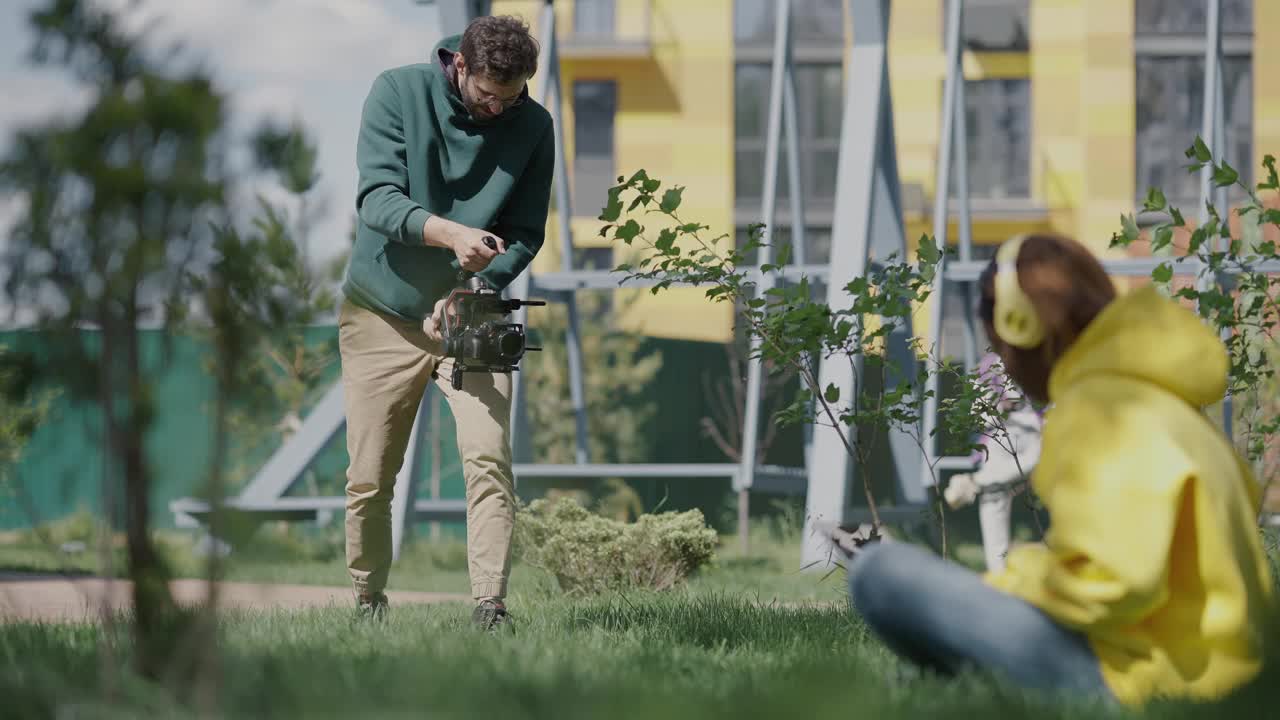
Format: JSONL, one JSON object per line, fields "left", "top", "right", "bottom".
{"left": 824, "top": 383, "right": 840, "bottom": 403}
{"left": 626, "top": 169, "right": 650, "bottom": 186}
{"left": 654, "top": 227, "right": 677, "bottom": 252}
{"left": 775, "top": 242, "right": 791, "bottom": 267}
{"left": 1188, "top": 227, "right": 1208, "bottom": 254}
{"left": 1144, "top": 186, "right": 1167, "bottom": 212}
{"left": 1170, "top": 207, "right": 1186, "bottom": 226}
{"left": 599, "top": 187, "right": 623, "bottom": 222}
{"left": 1152, "top": 226, "right": 1173, "bottom": 252}
{"left": 1260, "top": 154, "right": 1279, "bottom": 191}
{"left": 1212, "top": 161, "right": 1239, "bottom": 188}
{"left": 642, "top": 178, "right": 661, "bottom": 193}
{"left": 1120, "top": 213, "right": 1140, "bottom": 243}
{"left": 659, "top": 186, "right": 684, "bottom": 213}
{"left": 917, "top": 235, "right": 941, "bottom": 265}
{"left": 1262, "top": 209, "right": 1280, "bottom": 226}
{"left": 614, "top": 219, "right": 643, "bottom": 244}
{"left": 1152, "top": 261, "right": 1174, "bottom": 284}
{"left": 1188, "top": 136, "right": 1212, "bottom": 163}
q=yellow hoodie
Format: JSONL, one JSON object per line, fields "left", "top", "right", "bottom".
{"left": 985, "top": 286, "right": 1274, "bottom": 706}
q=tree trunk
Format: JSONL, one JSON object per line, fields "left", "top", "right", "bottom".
{"left": 120, "top": 314, "right": 176, "bottom": 680}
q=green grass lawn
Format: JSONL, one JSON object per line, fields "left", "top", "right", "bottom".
{"left": 5, "top": 588, "right": 1279, "bottom": 720}
{"left": 2, "top": 525, "right": 1278, "bottom": 718}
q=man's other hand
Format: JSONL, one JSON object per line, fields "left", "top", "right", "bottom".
{"left": 423, "top": 297, "right": 456, "bottom": 343}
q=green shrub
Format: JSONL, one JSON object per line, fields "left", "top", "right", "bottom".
{"left": 515, "top": 497, "right": 717, "bottom": 595}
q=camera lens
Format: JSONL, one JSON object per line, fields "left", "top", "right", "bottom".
{"left": 497, "top": 329, "right": 524, "bottom": 359}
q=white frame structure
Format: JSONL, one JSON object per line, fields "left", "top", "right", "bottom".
{"left": 173, "top": 0, "right": 1253, "bottom": 569}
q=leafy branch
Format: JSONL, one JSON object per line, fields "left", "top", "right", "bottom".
{"left": 1113, "top": 138, "right": 1280, "bottom": 517}
{"left": 599, "top": 170, "right": 997, "bottom": 539}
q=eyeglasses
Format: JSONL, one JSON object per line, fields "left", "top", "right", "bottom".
{"left": 462, "top": 67, "right": 525, "bottom": 111}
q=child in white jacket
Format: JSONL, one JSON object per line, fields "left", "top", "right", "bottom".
{"left": 944, "top": 352, "right": 1042, "bottom": 572}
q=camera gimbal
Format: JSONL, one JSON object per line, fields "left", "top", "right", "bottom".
{"left": 440, "top": 236, "right": 545, "bottom": 390}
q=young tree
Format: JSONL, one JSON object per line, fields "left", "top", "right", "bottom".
{"left": 0, "top": 0, "right": 235, "bottom": 675}
{"left": 0, "top": 1, "right": 335, "bottom": 690}
{"left": 597, "top": 171, "right": 1006, "bottom": 552}
{"left": 208, "top": 123, "right": 341, "bottom": 490}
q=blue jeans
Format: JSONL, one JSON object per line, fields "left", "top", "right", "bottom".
{"left": 848, "top": 541, "right": 1112, "bottom": 699}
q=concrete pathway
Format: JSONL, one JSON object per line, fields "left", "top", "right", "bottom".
{"left": 0, "top": 573, "right": 469, "bottom": 622}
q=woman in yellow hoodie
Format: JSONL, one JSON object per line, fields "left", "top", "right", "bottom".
{"left": 846, "top": 233, "right": 1274, "bottom": 705}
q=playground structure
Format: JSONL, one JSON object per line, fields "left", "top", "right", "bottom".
{"left": 170, "top": 0, "right": 1258, "bottom": 568}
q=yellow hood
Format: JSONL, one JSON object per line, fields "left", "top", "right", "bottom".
{"left": 986, "top": 285, "right": 1273, "bottom": 706}
{"left": 1048, "top": 286, "right": 1228, "bottom": 409}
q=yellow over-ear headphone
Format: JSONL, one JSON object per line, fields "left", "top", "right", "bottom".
{"left": 993, "top": 235, "right": 1045, "bottom": 349}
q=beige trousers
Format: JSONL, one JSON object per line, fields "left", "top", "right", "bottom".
{"left": 338, "top": 299, "right": 515, "bottom": 600}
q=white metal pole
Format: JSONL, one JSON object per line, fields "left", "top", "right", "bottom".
{"left": 737, "top": 0, "right": 793, "bottom": 499}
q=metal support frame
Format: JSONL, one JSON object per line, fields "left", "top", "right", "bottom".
{"left": 800, "top": 0, "right": 917, "bottom": 568}
{"left": 1197, "top": 0, "right": 1232, "bottom": 438}
{"left": 917, "top": 0, "right": 975, "bottom": 497}
{"left": 172, "top": 0, "right": 813, "bottom": 560}
{"left": 738, "top": 0, "right": 806, "bottom": 494}
{"left": 176, "top": 0, "right": 1243, "bottom": 568}
{"left": 509, "top": 0, "right": 591, "bottom": 466}
{"left": 798, "top": 0, "right": 1239, "bottom": 568}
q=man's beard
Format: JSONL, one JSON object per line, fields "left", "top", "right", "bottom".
{"left": 459, "top": 81, "right": 497, "bottom": 122}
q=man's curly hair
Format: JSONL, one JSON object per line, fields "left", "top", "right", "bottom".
{"left": 460, "top": 15, "right": 540, "bottom": 84}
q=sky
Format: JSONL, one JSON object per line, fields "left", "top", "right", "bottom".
{"left": 0, "top": 0, "right": 450, "bottom": 321}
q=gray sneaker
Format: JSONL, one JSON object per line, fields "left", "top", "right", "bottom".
{"left": 356, "top": 591, "right": 389, "bottom": 621}
{"left": 471, "top": 598, "right": 510, "bottom": 633}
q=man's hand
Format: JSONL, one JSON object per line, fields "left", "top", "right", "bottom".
{"left": 423, "top": 216, "right": 506, "bottom": 272}
{"left": 423, "top": 297, "right": 456, "bottom": 343}
{"left": 452, "top": 229, "right": 506, "bottom": 272}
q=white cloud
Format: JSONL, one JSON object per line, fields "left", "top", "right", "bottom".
{"left": 1, "top": 0, "right": 443, "bottom": 292}
{"left": 99, "top": 0, "right": 444, "bottom": 264}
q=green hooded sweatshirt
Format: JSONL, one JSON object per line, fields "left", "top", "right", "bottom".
{"left": 342, "top": 35, "right": 554, "bottom": 321}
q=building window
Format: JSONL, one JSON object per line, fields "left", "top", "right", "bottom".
{"left": 573, "top": 246, "right": 613, "bottom": 271}
{"left": 734, "top": 0, "right": 845, "bottom": 46}
{"left": 1134, "top": 0, "right": 1253, "bottom": 208}
{"left": 572, "top": 80, "right": 617, "bottom": 218}
{"left": 943, "top": 0, "right": 1030, "bottom": 52}
{"left": 574, "top": 0, "right": 615, "bottom": 38}
{"left": 733, "top": 225, "right": 833, "bottom": 267}
{"left": 1135, "top": 0, "right": 1253, "bottom": 35}
{"left": 965, "top": 78, "right": 1031, "bottom": 199}
{"left": 734, "top": 1, "right": 845, "bottom": 257}
{"left": 734, "top": 62, "right": 842, "bottom": 209}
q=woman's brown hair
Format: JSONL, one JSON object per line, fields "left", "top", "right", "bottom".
{"left": 978, "top": 234, "right": 1117, "bottom": 403}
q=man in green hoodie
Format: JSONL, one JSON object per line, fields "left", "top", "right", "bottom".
{"left": 339, "top": 15, "right": 553, "bottom": 631}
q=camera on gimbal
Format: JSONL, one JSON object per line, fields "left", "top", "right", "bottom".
{"left": 440, "top": 236, "right": 545, "bottom": 390}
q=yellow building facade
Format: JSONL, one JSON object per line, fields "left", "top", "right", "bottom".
{"left": 490, "top": 0, "right": 1278, "bottom": 346}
